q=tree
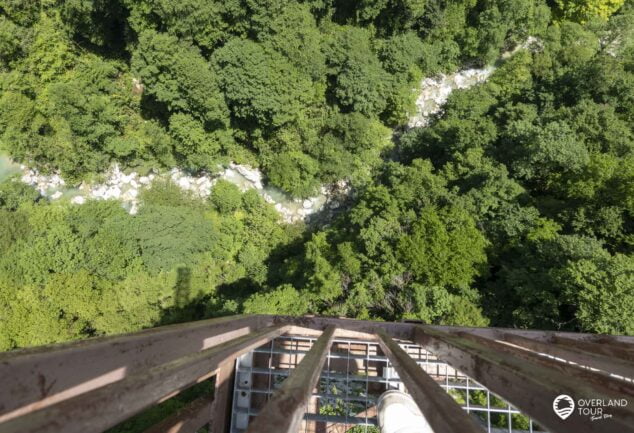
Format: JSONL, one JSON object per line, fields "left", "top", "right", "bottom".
{"left": 132, "top": 30, "right": 234, "bottom": 170}
{"left": 242, "top": 284, "right": 309, "bottom": 315}
{"left": 561, "top": 253, "right": 634, "bottom": 334}
{"left": 331, "top": 0, "right": 426, "bottom": 34}
{"left": 2, "top": 0, "right": 634, "bottom": 350}
{"left": 209, "top": 179, "right": 242, "bottom": 214}
{"left": 60, "top": 0, "right": 128, "bottom": 49}
{"left": 0, "top": 16, "right": 23, "bottom": 70}
{"left": 303, "top": 232, "right": 343, "bottom": 304}
{"left": 40, "top": 57, "right": 127, "bottom": 172}
{"left": 259, "top": 3, "right": 326, "bottom": 80}
{"left": 0, "top": 0, "right": 40, "bottom": 26}
{"left": 553, "top": 0, "right": 625, "bottom": 22}
{"left": 213, "top": 38, "right": 314, "bottom": 130}
{"left": 378, "top": 32, "right": 425, "bottom": 75}
{"left": 132, "top": 30, "right": 230, "bottom": 128}
{"left": 0, "top": 178, "right": 39, "bottom": 210}
{"left": 489, "top": 234, "right": 618, "bottom": 329}
{"left": 460, "top": 0, "right": 550, "bottom": 64}
{"left": 443, "top": 295, "right": 490, "bottom": 327}
{"left": 0, "top": 283, "right": 80, "bottom": 350}
{"left": 266, "top": 151, "right": 320, "bottom": 197}
{"left": 121, "top": 204, "right": 220, "bottom": 273}
{"left": 21, "top": 13, "right": 76, "bottom": 83}
{"left": 168, "top": 113, "right": 226, "bottom": 170}
{"left": 399, "top": 283, "right": 453, "bottom": 323}
{"left": 324, "top": 26, "right": 391, "bottom": 117}
{"left": 92, "top": 271, "right": 173, "bottom": 335}
{"left": 504, "top": 120, "right": 590, "bottom": 188}
{"left": 398, "top": 206, "right": 488, "bottom": 289}
{"left": 125, "top": 0, "right": 228, "bottom": 52}
{"left": 308, "top": 112, "right": 391, "bottom": 182}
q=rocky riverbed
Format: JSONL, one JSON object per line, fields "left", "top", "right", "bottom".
{"left": 0, "top": 58, "right": 511, "bottom": 222}
{"left": 5, "top": 159, "right": 337, "bottom": 223}
{"left": 408, "top": 66, "right": 494, "bottom": 128}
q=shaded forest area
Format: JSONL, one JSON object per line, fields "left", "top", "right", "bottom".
{"left": 1, "top": 0, "right": 633, "bottom": 351}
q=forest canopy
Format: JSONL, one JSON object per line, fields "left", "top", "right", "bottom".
{"left": 0, "top": 0, "right": 633, "bottom": 352}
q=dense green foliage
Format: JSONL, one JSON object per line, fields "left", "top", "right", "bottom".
{"left": 0, "top": 0, "right": 633, "bottom": 356}
{"left": 0, "top": 0, "right": 558, "bottom": 192}
{"left": 393, "top": 13, "right": 634, "bottom": 332}
{"left": 0, "top": 181, "right": 297, "bottom": 348}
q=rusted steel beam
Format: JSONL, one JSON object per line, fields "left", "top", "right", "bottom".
{"left": 209, "top": 361, "right": 235, "bottom": 433}
{"left": 456, "top": 332, "right": 634, "bottom": 399}
{"left": 245, "top": 325, "right": 336, "bottom": 433}
{"left": 277, "top": 316, "right": 415, "bottom": 340}
{"left": 550, "top": 335, "right": 634, "bottom": 363}
{"left": 0, "top": 324, "right": 288, "bottom": 433}
{"left": 0, "top": 314, "right": 272, "bottom": 423}
{"left": 276, "top": 316, "right": 634, "bottom": 344}
{"left": 560, "top": 333, "right": 634, "bottom": 347}
{"left": 287, "top": 324, "right": 382, "bottom": 341}
{"left": 426, "top": 324, "right": 634, "bottom": 345}
{"left": 497, "top": 332, "right": 634, "bottom": 380}
{"left": 142, "top": 394, "right": 215, "bottom": 433}
{"left": 376, "top": 330, "right": 485, "bottom": 433}
{"left": 415, "top": 326, "right": 634, "bottom": 433}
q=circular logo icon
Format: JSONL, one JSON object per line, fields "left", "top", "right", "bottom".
{"left": 553, "top": 395, "right": 575, "bottom": 420}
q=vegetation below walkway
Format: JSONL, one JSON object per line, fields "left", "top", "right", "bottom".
{"left": 1, "top": 0, "right": 633, "bottom": 351}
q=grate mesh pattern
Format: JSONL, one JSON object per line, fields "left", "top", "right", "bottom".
{"left": 230, "top": 335, "right": 548, "bottom": 433}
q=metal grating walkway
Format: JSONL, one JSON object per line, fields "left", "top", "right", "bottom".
{"left": 230, "top": 335, "right": 547, "bottom": 433}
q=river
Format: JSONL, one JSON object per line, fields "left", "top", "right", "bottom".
{"left": 0, "top": 63, "right": 500, "bottom": 222}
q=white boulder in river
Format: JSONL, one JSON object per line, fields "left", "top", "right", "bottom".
{"left": 230, "top": 163, "right": 264, "bottom": 190}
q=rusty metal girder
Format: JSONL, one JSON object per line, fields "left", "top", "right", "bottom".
{"left": 245, "top": 325, "right": 337, "bottom": 433}
{"left": 1, "top": 314, "right": 633, "bottom": 433}
{"left": 277, "top": 316, "right": 415, "bottom": 340}
{"left": 275, "top": 315, "right": 634, "bottom": 344}
{"left": 0, "top": 324, "right": 288, "bottom": 433}
{"left": 550, "top": 335, "right": 634, "bottom": 362}
{"left": 376, "top": 329, "right": 485, "bottom": 433}
{"left": 456, "top": 332, "right": 634, "bottom": 399}
{"left": 210, "top": 360, "right": 236, "bottom": 433}
{"left": 414, "top": 326, "right": 634, "bottom": 433}
{"left": 497, "top": 332, "right": 634, "bottom": 380}
{"left": 0, "top": 314, "right": 272, "bottom": 423}
{"left": 426, "top": 324, "right": 634, "bottom": 344}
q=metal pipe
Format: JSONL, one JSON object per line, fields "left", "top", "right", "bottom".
{"left": 378, "top": 390, "right": 433, "bottom": 433}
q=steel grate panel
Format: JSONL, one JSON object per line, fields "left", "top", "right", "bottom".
{"left": 229, "top": 334, "right": 548, "bottom": 433}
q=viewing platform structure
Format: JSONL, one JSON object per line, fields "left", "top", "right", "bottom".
{"left": 0, "top": 315, "right": 633, "bottom": 433}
